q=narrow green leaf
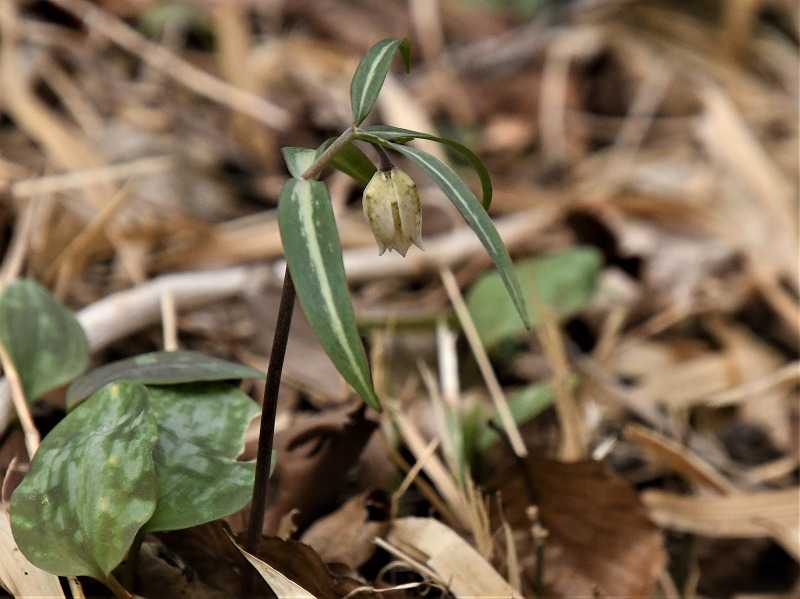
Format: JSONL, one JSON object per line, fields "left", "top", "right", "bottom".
{"left": 66, "top": 350, "right": 263, "bottom": 410}
{"left": 278, "top": 179, "right": 380, "bottom": 411}
{"left": 350, "top": 38, "right": 411, "bottom": 126}
{"left": 467, "top": 248, "right": 602, "bottom": 348}
{"left": 281, "top": 147, "right": 317, "bottom": 178}
{"left": 283, "top": 142, "right": 376, "bottom": 185}
{"left": 323, "top": 140, "right": 377, "bottom": 185}
{"left": 358, "top": 134, "right": 530, "bottom": 329}
{"left": 0, "top": 279, "right": 89, "bottom": 402}
{"left": 142, "top": 383, "right": 259, "bottom": 532}
{"left": 11, "top": 382, "right": 159, "bottom": 579}
{"left": 364, "top": 124, "right": 493, "bottom": 209}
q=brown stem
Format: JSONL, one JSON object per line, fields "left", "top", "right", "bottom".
{"left": 374, "top": 144, "right": 394, "bottom": 172}
{"left": 243, "top": 127, "right": 356, "bottom": 591}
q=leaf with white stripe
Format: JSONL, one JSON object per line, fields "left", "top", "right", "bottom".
{"left": 357, "top": 133, "right": 530, "bottom": 329}
{"left": 350, "top": 38, "right": 411, "bottom": 126}
{"left": 278, "top": 179, "right": 380, "bottom": 411}
{"left": 364, "top": 124, "right": 493, "bottom": 209}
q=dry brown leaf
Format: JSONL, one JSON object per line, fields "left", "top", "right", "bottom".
{"left": 497, "top": 458, "right": 666, "bottom": 598}
{"left": 301, "top": 490, "right": 389, "bottom": 569}
{"left": 260, "top": 403, "right": 377, "bottom": 534}
{"left": 387, "top": 517, "right": 522, "bottom": 599}
{"left": 642, "top": 487, "right": 800, "bottom": 560}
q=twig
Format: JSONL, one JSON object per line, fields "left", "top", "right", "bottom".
{"left": 0, "top": 340, "right": 39, "bottom": 457}
{"left": 160, "top": 290, "right": 178, "bottom": 351}
{"left": 47, "top": 0, "right": 290, "bottom": 130}
{"left": 391, "top": 437, "right": 440, "bottom": 519}
{"left": 439, "top": 268, "right": 528, "bottom": 457}
{"left": 12, "top": 156, "right": 173, "bottom": 198}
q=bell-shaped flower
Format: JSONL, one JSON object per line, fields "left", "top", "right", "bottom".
{"left": 362, "top": 168, "right": 423, "bottom": 256}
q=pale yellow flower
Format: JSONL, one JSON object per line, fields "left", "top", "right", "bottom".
{"left": 362, "top": 168, "right": 423, "bottom": 256}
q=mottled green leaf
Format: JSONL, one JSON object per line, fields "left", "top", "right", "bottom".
{"left": 11, "top": 382, "right": 159, "bottom": 579}
{"left": 357, "top": 133, "right": 530, "bottom": 330}
{"left": 467, "top": 248, "right": 603, "bottom": 348}
{"left": 0, "top": 279, "right": 89, "bottom": 402}
{"left": 278, "top": 178, "right": 380, "bottom": 411}
{"left": 350, "top": 38, "right": 411, "bottom": 126}
{"left": 143, "top": 383, "right": 259, "bottom": 532}
{"left": 66, "top": 350, "right": 263, "bottom": 409}
{"left": 364, "top": 124, "right": 493, "bottom": 208}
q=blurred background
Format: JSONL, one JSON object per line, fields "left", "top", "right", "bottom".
{"left": 0, "top": 1, "right": 797, "bottom": 598}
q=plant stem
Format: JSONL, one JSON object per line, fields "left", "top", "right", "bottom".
{"left": 244, "top": 271, "right": 294, "bottom": 554}
{"left": 374, "top": 144, "right": 394, "bottom": 172}
{"left": 244, "top": 126, "right": 356, "bottom": 587}
{"left": 105, "top": 574, "right": 132, "bottom": 599}
{"left": 122, "top": 530, "right": 144, "bottom": 592}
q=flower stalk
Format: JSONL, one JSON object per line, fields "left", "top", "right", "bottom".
{"left": 244, "top": 126, "right": 356, "bottom": 574}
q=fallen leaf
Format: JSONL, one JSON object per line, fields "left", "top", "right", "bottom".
{"left": 301, "top": 490, "right": 389, "bottom": 569}
{"left": 262, "top": 403, "right": 377, "bottom": 534}
{"left": 386, "top": 517, "right": 521, "bottom": 599}
{"left": 496, "top": 457, "right": 666, "bottom": 598}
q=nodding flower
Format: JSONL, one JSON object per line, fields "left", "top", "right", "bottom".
{"left": 362, "top": 167, "right": 423, "bottom": 256}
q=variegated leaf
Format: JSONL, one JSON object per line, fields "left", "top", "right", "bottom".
{"left": 350, "top": 38, "right": 411, "bottom": 126}
{"left": 278, "top": 179, "right": 380, "bottom": 411}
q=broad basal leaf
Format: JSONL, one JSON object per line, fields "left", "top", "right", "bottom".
{"left": 350, "top": 38, "right": 411, "bottom": 126}
{"left": 66, "top": 350, "right": 263, "bottom": 409}
{"left": 364, "top": 124, "right": 493, "bottom": 208}
{"left": 467, "top": 247, "right": 602, "bottom": 348}
{"left": 0, "top": 279, "right": 89, "bottom": 402}
{"left": 143, "top": 383, "right": 259, "bottom": 532}
{"left": 11, "top": 383, "right": 159, "bottom": 579}
{"left": 357, "top": 133, "right": 530, "bottom": 330}
{"left": 282, "top": 141, "right": 376, "bottom": 185}
{"left": 278, "top": 178, "right": 380, "bottom": 411}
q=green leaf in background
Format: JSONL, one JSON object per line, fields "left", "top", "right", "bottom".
{"left": 467, "top": 247, "right": 603, "bottom": 348}
{"left": 358, "top": 133, "right": 530, "bottom": 330}
{"left": 282, "top": 141, "right": 376, "bottom": 185}
{"left": 66, "top": 350, "right": 263, "bottom": 410}
{"left": 364, "top": 124, "right": 493, "bottom": 209}
{"left": 0, "top": 279, "right": 89, "bottom": 402}
{"left": 350, "top": 38, "right": 411, "bottom": 126}
{"left": 143, "top": 383, "right": 259, "bottom": 532}
{"left": 11, "top": 383, "right": 159, "bottom": 579}
{"left": 278, "top": 178, "right": 381, "bottom": 411}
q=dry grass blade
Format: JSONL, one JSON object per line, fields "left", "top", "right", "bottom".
{"left": 48, "top": 0, "right": 289, "bottom": 130}
{"left": 642, "top": 487, "right": 800, "bottom": 560}
{"left": 440, "top": 268, "right": 527, "bottom": 457}
{"left": 624, "top": 424, "right": 736, "bottom": 494}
